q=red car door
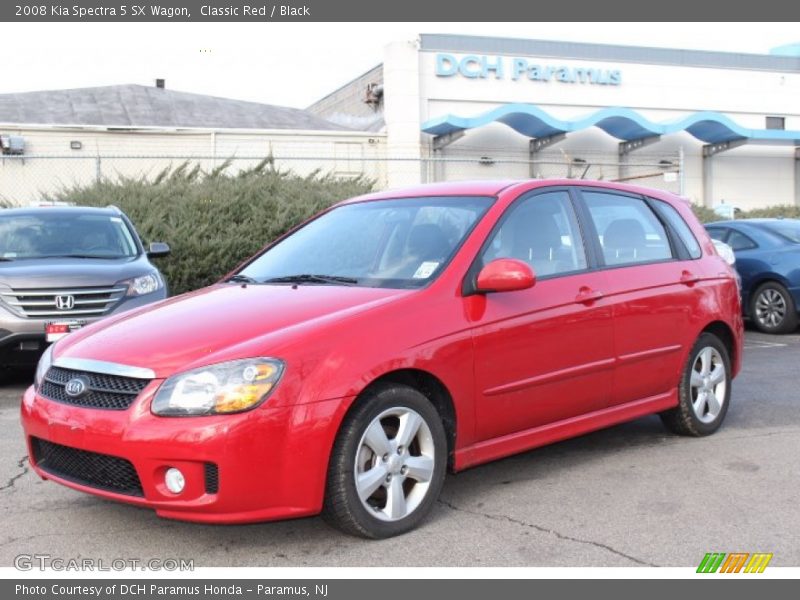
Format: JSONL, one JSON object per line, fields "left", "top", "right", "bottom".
{"left": 576, "top": 188, "right": 705, "bottom": 406}
{"left": 466, "top": 188, "right": 615, "bottom": 442}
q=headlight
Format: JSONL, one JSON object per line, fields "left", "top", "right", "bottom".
{"left": 122, "top": 272, "right": 163, "bottom": 296}
{"left": 34, "top": 344, "right": 54, "bottom": 390}
{"left": 151, "top": 358, "right": 285, "bottom": 416}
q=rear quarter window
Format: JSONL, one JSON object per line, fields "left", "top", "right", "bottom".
{"left": 653, "top": 200, "right": 702, "bottom": 259}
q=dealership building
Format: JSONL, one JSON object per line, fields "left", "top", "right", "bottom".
{"left": 310, "top": 34, "right": 800, "bottom": 210}
{"left": 3, "top": 34, "right": 799, "bottom": 210}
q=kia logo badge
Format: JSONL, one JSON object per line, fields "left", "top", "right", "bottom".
{"left": 55, "top": 295, "right": 75, "bottom": 310}
{"left": 64, "top": 377, "right": 88, "bottom": 398}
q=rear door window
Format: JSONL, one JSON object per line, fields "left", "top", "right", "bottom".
{"left": 580, "top": 191, "right": 673, "bottom": 266}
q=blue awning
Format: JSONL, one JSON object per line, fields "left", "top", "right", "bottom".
{"left": 421, "top": 104, "right": 800, "bottom": 145}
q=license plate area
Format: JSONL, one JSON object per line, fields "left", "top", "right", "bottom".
{"left": 45, "top": 320, "right": 86, "bottom": 342}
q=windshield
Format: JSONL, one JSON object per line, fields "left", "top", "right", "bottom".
{"left": 0, "top": 212, "right": 139, "bottom": 260}
{"left": 760, "top": 221, "right": 800, "bottom": 244}
{"left": 239, "top": 196, "right": 494, "bottom": 288}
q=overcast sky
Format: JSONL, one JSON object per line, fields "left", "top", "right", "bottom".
{"left": 4, "top": 22, "right": 798, "bottom": 108}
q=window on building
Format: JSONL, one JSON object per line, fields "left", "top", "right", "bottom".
{"left": 766, "top": 116, "right": 785, "bottom": 130}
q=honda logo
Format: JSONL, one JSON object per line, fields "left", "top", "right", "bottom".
{"left": 54, "top": 295, "right": 75, "bottom": 310}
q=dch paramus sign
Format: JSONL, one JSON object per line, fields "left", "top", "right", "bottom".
{"left": 435, "top": 53, "right": 622, "bottom": 86}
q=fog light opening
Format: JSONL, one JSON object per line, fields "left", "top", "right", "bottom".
{"left": 164, "top": 468, "right": 185, "bottom": 494}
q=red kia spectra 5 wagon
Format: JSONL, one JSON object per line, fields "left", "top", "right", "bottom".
{"left": 21, "top": 180, "right": 743, "bottom": 538}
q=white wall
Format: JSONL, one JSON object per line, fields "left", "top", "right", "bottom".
{"left": 0, "top": 127, "right": 388, "bottom": 204}
{"left": 382, "top": 41, "right": 424, "bottom": 189}
{"left": 398, "top": 48, "right": 800, "bottom": 207}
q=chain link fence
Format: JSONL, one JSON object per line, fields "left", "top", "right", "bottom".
{"left": 424, "top": 151, "right": 683, "bottom": 193}
{"left": 0, "top": 152, "right": 683, "bottom": 205}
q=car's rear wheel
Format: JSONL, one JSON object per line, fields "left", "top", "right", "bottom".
{"left": 322, "top": 383, "right": 447, "bottom": 539}
{"left": 751, "top": 281, "right": 798, "bottom": 334}
{"left": 660, "top": 332, "right": 731, "bottom": 436}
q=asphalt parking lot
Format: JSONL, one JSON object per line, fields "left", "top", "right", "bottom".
{"left": 1, "top": 329, "right": 798, "bottom": 568}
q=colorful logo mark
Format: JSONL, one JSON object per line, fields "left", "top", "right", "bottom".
{"left": 697, "top": 552, "right": 773, "bottom": 573}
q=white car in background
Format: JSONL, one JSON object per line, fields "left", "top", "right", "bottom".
{"left": 711, "top": 238, "right": 741, "bottom": 290}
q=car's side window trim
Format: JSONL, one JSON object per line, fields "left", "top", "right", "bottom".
{"left": 573, "top": 187, "right": 679, "bottom": 271}
{"left": 461, "top": 186, "right": 591, "bottom": 296}
{"left": 568, "top": 186, "right": 604, "bottom": 270}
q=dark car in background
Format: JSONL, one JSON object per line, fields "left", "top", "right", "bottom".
{"left": 706, "top": 219, "right": 800, "bottom": 334}
{"left": 0, "top": 205, "right": 170, "bottom": 371}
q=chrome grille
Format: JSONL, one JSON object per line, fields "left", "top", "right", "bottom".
{"left": 0, "top": 286, "right": 126, "bottom": 318}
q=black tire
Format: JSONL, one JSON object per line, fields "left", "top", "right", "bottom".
{"left": 322, "top": 383, "right": 447, "bottom": 539}
{"left": 660, "top": 332, "right": 732, "bottom": 437}
{"left": 750, "top": 281, "right": 799, "bottom": 334}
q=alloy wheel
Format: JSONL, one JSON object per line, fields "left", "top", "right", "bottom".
{"left": 755, "top": 288, "right": 787, "bottom": 329}
{"left": 689, "top": 346, "right": 727, "bottom": 424}
{"left": 353, "top": 407, "right": 435, "bottom": 522}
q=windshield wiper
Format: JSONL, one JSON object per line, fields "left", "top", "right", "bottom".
{"left": 0, "top": 257, "right": 14, "bottom": 262}
{"left": 263, "top": 274, "right": 359, "bottom": 286}
{"left": 226, "top": 274, "right": 259, "bottom": 284}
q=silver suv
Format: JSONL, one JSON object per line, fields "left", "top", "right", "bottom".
{"left": 0, "top": 205, "right": 170, "bottom": 370}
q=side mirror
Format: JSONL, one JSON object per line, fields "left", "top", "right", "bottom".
{"left": 147, "top": 242, "right": 171, "bottom": 258}
{"left": 476, "top": 258, "right": 536, "bottom": 293}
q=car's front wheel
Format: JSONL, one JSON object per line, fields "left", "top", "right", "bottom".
{"left": 660, "top": 332, "right": 732, "bottom": 436}
{"left": 750, "top": 281, "right": 798, "bottom": 334}
{"left": 322, "top": 383, "right": 447, "bottom": 539}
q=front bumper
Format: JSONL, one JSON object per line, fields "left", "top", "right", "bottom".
{"left": 20, "top": 384, "right": 348, "bottom": 523}
{"left": 0, "top": 332, "right": 47, "bottom": 368}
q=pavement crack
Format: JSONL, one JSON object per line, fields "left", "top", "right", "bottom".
{"left": 438, "top": 497, "right": 658, "bottom": 567}
{"left": 0, "top": 456, "right": 29, "bottom": 492}
{"left": 0, "top": 524, "right": 175, "bottom": 550}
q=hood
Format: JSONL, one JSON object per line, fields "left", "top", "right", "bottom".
{"left": 0, "top": 256, "right": 153, "bottom": 288}
{"left": 56, "top": 283, "right": 410, "bottom": 377}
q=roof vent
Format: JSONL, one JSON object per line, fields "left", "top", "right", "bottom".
{"left": 155, "top": 79, "right": 165, "bottom": 89}
{"left": 0, "top": 135, "right": 25, "bottom": 155}
{"left": 364, "top": 83, "right": 383, "bottom": 108}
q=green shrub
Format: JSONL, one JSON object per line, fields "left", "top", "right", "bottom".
{"left": 691, "top": 203, "right": 800, "bottom": 224}
{"left": 690, "top": 204, "right": 720, "bottom": 224}
{"left": 742, "top": 205, "right": 800, "bottom": 220}
{"left": 55, "top": 161, "right": 374, "bottom": 295}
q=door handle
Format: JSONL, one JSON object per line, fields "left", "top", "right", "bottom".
{"left": 575, "top": 287, "right": 604, "bottom": 305}
{"left": 680, "top": 270, "right": 700, "bottom": 286}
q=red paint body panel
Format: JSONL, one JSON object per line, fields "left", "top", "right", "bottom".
{"left": 20, "top": 179, "right": 744, "bottom": 523}
{"left": 468, "top": 269, "right": 615, "bottom": 441}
